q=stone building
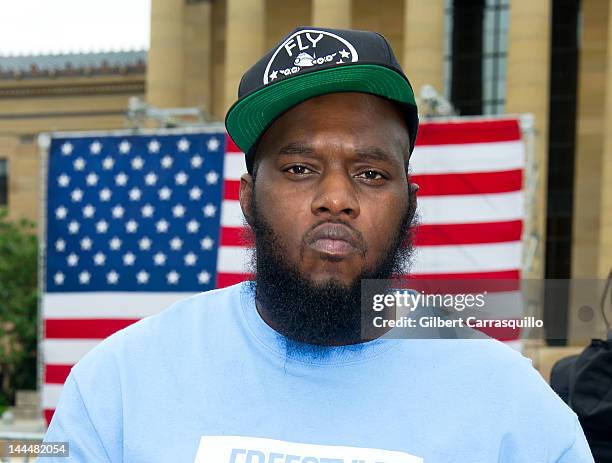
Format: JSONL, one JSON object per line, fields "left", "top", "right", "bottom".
{"left": 0, "top": 0, "right": 611, "bottom": 358}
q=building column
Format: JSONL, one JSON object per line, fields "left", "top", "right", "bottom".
{"left": 312, "top": 0, "right": 351, "bottom": 28}
{"left": 146, "top": 0, "right": 185, "bottom": 107}
{"left": 224, "top": 0, "right": 266, "bottom": 114}
{"left": 402, "top": 0, "right": 445, "bottom": 97}
{"left": 505, "top": 0, "right": 552, "bottom": 279}
{"left": 183, "top": 1, "right": 213, "bottom": 113}
{"left": 572, "top": 0, "right": 612, "bottom": 278}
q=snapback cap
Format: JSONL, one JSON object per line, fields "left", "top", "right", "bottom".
{"left": 225, "top": 26, "right": 419, "bottom": 174}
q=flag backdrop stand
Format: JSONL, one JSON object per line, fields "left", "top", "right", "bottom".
{"left": 37, "top": 116, "right": 535, "bottom": 424}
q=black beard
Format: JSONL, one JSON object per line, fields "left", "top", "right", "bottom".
{"left": 246, "top": 185, "right": 416, "bottom": 358}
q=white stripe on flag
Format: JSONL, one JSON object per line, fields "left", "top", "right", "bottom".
{"left": 417, "top": 191, "right": 524, "bottom": 224}
{"left": 221, "top": 192, "right": 524, "bottom": 228}
{"left": 410, "top": 141, "right": 525, "bottom": 174}
{"left": 43, "top": 339, "right": 101, "bottom": 364}
{"left": 217, "top": 241, "right": 522, "bottom": 275}
{"left": 43, "top": 292, "right": 196, "bottom": 319}
{"left": 224, "top": 152, "right": 247, "bottom": 180}
{"left": 43, "top": 384, "right": 64, "bottom": 410}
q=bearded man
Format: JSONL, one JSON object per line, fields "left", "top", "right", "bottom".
{"left": 44, "top": 27, "right": 594, "bottom": 463}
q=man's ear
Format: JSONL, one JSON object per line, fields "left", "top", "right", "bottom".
{"left": 240, "top": 173, "right": 255, "bottom": 227}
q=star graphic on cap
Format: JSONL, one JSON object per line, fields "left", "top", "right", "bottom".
{"left": 339, "top": 49, "right": 350, "bottom": 59}
{"left": 269, "top": 70, "right": 278, "bottom": 81}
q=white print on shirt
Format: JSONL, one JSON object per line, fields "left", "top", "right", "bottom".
{"left": 194, "top": 435, "right": 423, "bottom": 463}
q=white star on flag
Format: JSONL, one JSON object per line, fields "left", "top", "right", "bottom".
{"left": 90, "top": 141, "right": 102, "bottom": 154}
{"left": 82, "top": 204, "right": 95, "bottom": 218}
{"left": 125, "top": 220, "right": 139, "bottom": 233}
{"left": 131, "top": 157, "right": 144, "bottom": 170}
{"left": 123, "top": 252, "right": 136, "bottom": 266}
{"left": 99, "top": 188, "right": 112, "bottom": 202}
{"left": 141, "top": 204, "right": 155, "bottom": 218}
{"left": 67, "top": 253, "right": 79, "bottom": 267}
{"left": 115, "top": 172, "right": 128, "bottom": 186}
{"left": 79, "top": 271, "right": 91, "bottom": 284}
{"left": 170, "top": 237, "right": 183, "bottom": 251}
{"left": 198, "top": 271, "right": 211, "bottom": 284}
{"left": 205, "top": 170, "right": 219, "bottom": 185}
{"left": 71, "top": 188, "right": 83, "bottom": 202}
{"left": 54, "top": 272, "right": 65, "bottom": 285}
{"left": 55, "top": 206, "right": 68, "bottom": 220}
{"left": 93, "top": 252, "right": 106, "bottom": 266}
{"left": 136, "top": 270, "right": 150, "bottom": 284}
{"left": 166, "top": 270, "right": 180, "bottom": 284}
{"left": 102, "top": 157, "right": 115, "bottom": 170}
{"left": 96, "top": 220, "right": 109, "bottom": 233}
{"left": 186, "top": 219, "right": 200, "bottom": 233}
{"left": 153, "top": 252, "right": 167, "bottom": 266}
{"left": 189, "top": 187, "right": 202, "bottom": 200}
{"left": 109, "top": 237, "right": 122, "bottom": 251}
{"left": 119, "top": 140, "right": 131, "bottom": 154}
{"left": 148, "top": 139, "right": 160, "bottom": 153}
{"left": 184, "top": 252, "right": 197, "bottom": 266}
{"left": 80, "top": 237, "right": 92, "bottom": 250}
{"left": 202, "top": 203, "right": 217, "bottom": 218}
{"left": 200, "top": 236, "right": 214, "bottom": 250}
{"left": 177, "top": 138, "right": 190, "bottom": 152}
{"left": 55, "top": 239, "right": 66, "bottom": 252}
{"left": 172, "top": 204, "right": 186, "bottom": 218}
{"left": 61, "top": 142, "right": 73, "bottom": 155}
{"left": 128, "top": 187, "right": 142, "bottom": 201}
{"left": 190, "top": 155, "right": 203, "bottom": 168}
{"left": 107, "top": 270, "right": 119, "bottom": 284}
{"left": 145, "top": 172, "right": 158, "bottom": 186}
{"left": 138, "top": 236, "right": 152, "bottom": 250}
{"left": 158, "top": 187, "right": 172, "bottom": 201}
{"left": 57, "top": 174, "right": 70, "bottom": 187}
{"left": 73, "top": 157, "right": 86, "bottom": 171}
{"left": 161, "top": 155, "right": 173, "bottom": 169}
{"left": 156, "top": 219, "right": 169, "bottom": 233}
{"left": 175, "top": 171, "right": 188, "bottom": 185}
{"left": 68, "top": 220, "right": 80, "bottom": 234}
{"left": 207, "top": 138, "right": 220, "bottom": 151}
{"left": 111, "top": 205, "right": 125, "bottom": 219}
{"left": 86, "top": 172, "right": 99, "bottom": 186}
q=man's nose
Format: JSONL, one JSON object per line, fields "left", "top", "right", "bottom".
{"left": 310, "top": 168, "right": 360, "bottom": 219}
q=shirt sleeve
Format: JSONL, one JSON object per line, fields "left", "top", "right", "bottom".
{"left": 43, "top": 373, "right": 112, "bottom": 462}
{"left": 554, "top": 418, "right": 595, "bottom": 463}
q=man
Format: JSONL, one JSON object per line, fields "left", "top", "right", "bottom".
{"left": 44, "top": 27, "right": 594, "bottom": 462}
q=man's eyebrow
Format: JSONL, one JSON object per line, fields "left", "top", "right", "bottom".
{"left": 277, "top": 142, "right": 315, "bottom": 156}
{"left": 353, "top": 146, "right": 402, "bottom": 165}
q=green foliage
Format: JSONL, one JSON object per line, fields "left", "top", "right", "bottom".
{"left": 0, "top": 208, "right": 38, "bottom": 404}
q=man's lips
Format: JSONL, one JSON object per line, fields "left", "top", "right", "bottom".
{"left": 305, "top": 222, "right": 363, "bottom": 257}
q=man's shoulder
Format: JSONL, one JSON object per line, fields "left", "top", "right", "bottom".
{"left": 70, "top": 282, "right": 250, "bottom": 376}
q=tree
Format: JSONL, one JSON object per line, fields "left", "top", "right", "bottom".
{"left": 0, "top": 208, "right": 38, "bottom": 406}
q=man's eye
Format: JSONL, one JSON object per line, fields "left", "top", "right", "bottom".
{"left": 285, "top": 165, "right": 312, "bottom": 175}
{"left": 356, "top": 170, "right": 385, "bottom": 180}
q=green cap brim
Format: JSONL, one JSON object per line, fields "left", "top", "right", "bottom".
{"left": 225, "top": 63, "right": 417, "bottom": 157}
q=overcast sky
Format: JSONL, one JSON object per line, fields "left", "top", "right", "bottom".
{"left": 0, "top": 0, "right": 150, "bottom": 55}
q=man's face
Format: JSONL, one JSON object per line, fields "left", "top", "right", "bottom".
{"left": 241, "top": 92, "right": 413, "bottom": 287}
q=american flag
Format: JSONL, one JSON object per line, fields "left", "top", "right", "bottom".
{"left": 42, "top": 119, "right": 525, "bottom": 422}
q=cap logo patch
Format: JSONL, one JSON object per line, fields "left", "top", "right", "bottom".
{"left": 263, "top": 29, "right": 358, "bottom": 85}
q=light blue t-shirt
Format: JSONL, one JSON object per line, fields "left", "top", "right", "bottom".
{"left": 44, "top": 282, "right": 594, "bottom": 462}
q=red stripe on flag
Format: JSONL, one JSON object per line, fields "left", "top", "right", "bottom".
{"left": 412, "top": 170, "right": 522, "bottom": 196}
{"left": 414, "top": 220, "right": 523, "bottom": 246}
{"left": 225, "top": 134, "right": 241, "bottom": 153}
{"left": 473, "top": 323, "right": 522, "bottom": 342}
{"left": 416, "top": 119, "right": 521, "bottom": 146}
{"left": 45, "top": 319, "right": 139, "bottom": 339}
{"left": 45, "top": 364, "right": 72, "bottom": 384}
{"left": 220, "top": 227, "right": 253, "bottom": 246}
{"left": 44, "top": 409, "right": 55, "bottom": 425}
{"left": 223, "top": 180, "right": 240, "bottom": 200}
{"left": 217, "top": 273, "right": 252, "bottom": 288}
